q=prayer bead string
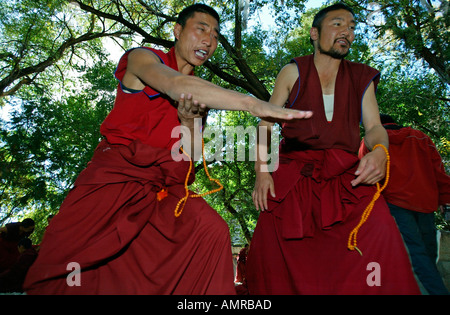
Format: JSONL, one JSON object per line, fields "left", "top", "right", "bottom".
{"left": 174, "top": 137, "right": 223, "bottom": 218}
{"left": 347, "top": 144, "right": 390, "bottom": 256}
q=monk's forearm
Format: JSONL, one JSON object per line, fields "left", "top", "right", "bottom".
{"left": 131, "top": 52, "right": 257, "bottom": 113}
{"left": 364, "top": 124, "right": 389, "bottom": 151}
{"left": 169, "top": 75, "right": 257, "bottom": 112}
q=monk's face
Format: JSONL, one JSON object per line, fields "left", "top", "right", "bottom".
{"left": 312, "top": 9, "right": 356, "bottom": 59}
{"left": 174, "top": 12, "right": 219, "bottom": 69}
{"left": 20, "top": 225, "right": 35, "bottom": 235}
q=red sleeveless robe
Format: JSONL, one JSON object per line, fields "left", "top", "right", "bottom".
{"left": 24, "top": 47, "right": 235, "bottom": 295}
{"left": 246, "top": 55, "right": 420, "bottom": 294}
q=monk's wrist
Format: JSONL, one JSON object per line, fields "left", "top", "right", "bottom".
{"left": 255, "top": 162, "right": 270, "bottom": 173}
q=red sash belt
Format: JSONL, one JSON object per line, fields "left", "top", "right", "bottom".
{"left": 267, "top": 148, "right": 375, "bottom": 240}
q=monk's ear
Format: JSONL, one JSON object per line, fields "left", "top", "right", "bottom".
{"left": 174, "top": 23, "right": 182, "bottom": 41}
{"left": 310, "top": 27, "right": 319, "bottom": 42}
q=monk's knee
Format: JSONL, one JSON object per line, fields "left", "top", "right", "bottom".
{"left": 194, "top": 202, "right": 229, "bottom": 239}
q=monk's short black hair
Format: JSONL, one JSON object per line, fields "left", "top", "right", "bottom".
{"left": 21, "top": 218, "right": 35, "bottom": 228}
{"left": 176, "top": 4, "right": 220, "bottom": 30}
{"left": 380, "top": 113, "right": 396, "bottom": 125}
{"left": 310, "top": 2, "right": 355, "bottom": 45}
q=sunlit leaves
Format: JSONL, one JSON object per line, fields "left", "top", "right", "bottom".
{"left": 0, "top": 0, "right": 448, "bottom": 243}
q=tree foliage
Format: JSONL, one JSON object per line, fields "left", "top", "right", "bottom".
{"left": 349, "top": 0, "right": 449, "bottom": 84}
{"left": 0, "top": 0, "right": 448, "bottom": 244}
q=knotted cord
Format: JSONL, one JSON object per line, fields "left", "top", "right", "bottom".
{"left": 173, "top": 137, "right": 223, "bottom": 218}
{"left": 347, "top": 144, "right": 390, "bottom": 256}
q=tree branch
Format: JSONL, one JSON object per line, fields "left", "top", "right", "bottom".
{"left": 74, "top": 0, "right": 174, "bottom": 48}
{"left": 75, "top": 0, "right": 271, "bottom": 100}
{"left": 0, "top": 30, "right": 131, "bottom": 97}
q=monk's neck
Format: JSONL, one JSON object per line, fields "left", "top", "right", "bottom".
{"left": 314, "top": 53, "right": 342, "bottom": 94}
{"left": 176, "top": 60, "right": 195, "bottom": 75}
{"left": 174, "top": 47, "right": 195, "bottom": 75}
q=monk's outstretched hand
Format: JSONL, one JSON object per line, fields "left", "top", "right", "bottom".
{"left": 248, "top": 102, "right": 313, "bottom": 122}
{"left": 252, "top": 171, "right": 275, "bottom": 212}
{"left": 177, "top": 93, "right": 208, "bottom": 126}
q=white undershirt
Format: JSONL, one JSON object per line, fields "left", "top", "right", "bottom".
{"left": 322, "top": 94, "right": 334, "bottom": 122}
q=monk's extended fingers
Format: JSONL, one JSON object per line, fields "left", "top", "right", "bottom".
{"left": 351, "top": 173, "right": 366, "bottom": 187}
{"left": 177, "top": 93, "right": 186, "bottom": 114}
{"left": 351, "top": 159, "right": 365, "bottom": 186}
{"left": 256, "top": 184, "right": 273, "bottom": 212}
{"left": 252, "top": 190, "right": 262, "bottom": 211}
{"left": 269, "top": 181, "right": 275, "bottom": 198}
{"left": 283, "top": 108, "right": 313, "bottom": 120}
{"left": 261, "top": 180, "right": 276, "bottom": 211}
{"left": 364, "top": 169, "right": 385, "bottom": 185}
{"left": 351, "top": 168, "right": 376, "bottom": 187}
{"left": 178, "top": 93, "right": 185, "bottom": 105}
{"left": 182, "top": 94, "right": 208, "bottom": 116}
{"left": 260, "top": 190, "right": 268, "bottom": 212}
{"left": 184, "top": 93, "right": 193, "bottom": 112}
{"left": 251, "top": 102, "right": 313, "bottom": 121}
{"left": 267, "top": 109, "right": 313, "bottom": 121}
{"left": 252, "top": 188, "right": 266, "bottom": 212}
{"left": 351, "top": 161, "right": 384, "bottom": 186}
{"left": 269, "top": 106, "right": 313, "bottom": 120}
{"left": 252, "top": 190, "right": 260, "bottom": 211}
{"left": 253, "top": 190, "right": 262, "bottom": 211}
{"left": 261, "top": 190, "right": 268, "bottom": 212}
{"left": 198, "top": 103, "right": 208, "bottom": 116}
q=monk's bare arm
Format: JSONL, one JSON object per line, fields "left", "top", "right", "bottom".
{"left": 351, "top": 82, "right": 389, "bottom": 186}
{"left": 254, "top": 64, "right": 300, "bottom": 172}
{"left": 123, "top": 48, "right": 312, "bottom": 121}
{"left": 252, "top": 64, "right": 312, "bottom": 211}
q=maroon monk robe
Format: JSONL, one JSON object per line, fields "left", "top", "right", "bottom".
{"left": 23, "top": 47, "right": 235, "bottom": 294}
{"left": 246, "top": 55, "right": 420, "bottom": 294}
{"left": 0, "top": 247, "right": 37, "bottom": 293}
{"left": 0, "top": 224, "right": 21, "bottom": 273}
{"left": 235, "top": 247, "right": 247, "bottom": 283}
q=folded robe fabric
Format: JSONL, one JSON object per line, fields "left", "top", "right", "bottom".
{"left": 24, "top": 139, "right": 235, "bottom": 295}
{"left": 247, "top": 149, "right": 421, "bottom": 294}
{"left": 246, "top": 53, "right": 420, "bottom": 295}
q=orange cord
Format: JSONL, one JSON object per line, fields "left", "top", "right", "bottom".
{"left": 347, "top": 144, "right": 390, "bottom": 256}
{"left": 156, "top": 188, "right": 168, "bottom": 201}
{"left": 174, "top": 137, "right": 223, "bottom": 217}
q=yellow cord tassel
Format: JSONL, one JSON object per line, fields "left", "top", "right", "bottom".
{"left": 347, "top": 144, "right": 390, "bottom": 256}
{"left": 174, "top": 137, "right": 223, "bottom": 217}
